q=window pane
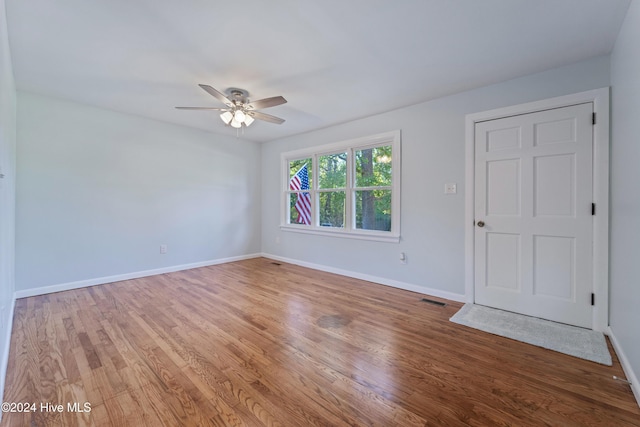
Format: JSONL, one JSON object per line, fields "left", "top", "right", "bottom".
{"left": 318, "top": 152, "right": 346, "bottom": 189}
{"left": 289, "top": 192, "right": 311, "bottom": 225}
{"left": 289, "top": 159, "right": 312, "bottom": 190}
{"left": 355, "top": 146, "right": 392, "bottom": 188}
{"left": 318, "top": 191, "right": 345, "bottom": 228}
{"left": 356, "top": 190, "right": 391, "bottom": 231}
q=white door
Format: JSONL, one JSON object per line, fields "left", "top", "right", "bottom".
{"left": 474, "top": 103, "right": 593, "bottom": 328}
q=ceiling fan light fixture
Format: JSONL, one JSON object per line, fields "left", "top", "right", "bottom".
{"left": 230, "top": 118, "right": 242, "bottom": 129}
{"left": 220, "top": 111, "right": 233, "bottom": 124}
{"left": 233, "top": 109, "right": 246, "bottom": 123}
{"left": 244, "top": 114, "right": 255, "bottom": 126}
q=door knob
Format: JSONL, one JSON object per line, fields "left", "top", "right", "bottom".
{"left": 477, "top": 221, "right": 485, "bottom": 228}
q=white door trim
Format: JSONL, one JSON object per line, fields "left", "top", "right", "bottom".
{"left": 464, "top": 87, "right": 610, "bottom": 332}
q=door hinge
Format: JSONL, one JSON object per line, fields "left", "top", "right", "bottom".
{"left": 592, "top": 203, "right": 596, "bottom": 215}
{"left": 592, "top": 112, "right": 596, "bottom": 125}
{"left": 591, "top": 293, "right": 595, "bottom": 306}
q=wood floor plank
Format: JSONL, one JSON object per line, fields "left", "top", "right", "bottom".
{"left": 2, "top": 258, "right": 639, "bottom": 426}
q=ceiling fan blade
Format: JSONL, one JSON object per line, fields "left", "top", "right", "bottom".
{"left": 175, "top": 106, "right": 227, "bottom": 110}
{"left": 251, "top": 111, "right": 285, "bottom": 124}
{"left": 199, "top": 84, "right": 232, "bottom": 106}
{"left": 248, "top": 96, "right": 287, "bottom": 110}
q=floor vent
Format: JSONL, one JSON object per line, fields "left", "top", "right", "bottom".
{"left": 271, "top": 262, "right": 281, "bottom": 266}
{"left": 421, "top": 298, "right": 446, "bottom": 307}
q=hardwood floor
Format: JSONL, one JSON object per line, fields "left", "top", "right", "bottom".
{"left": 2, "top": 258, "right": 639, "bottom": 426}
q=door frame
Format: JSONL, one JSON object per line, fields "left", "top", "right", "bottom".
{"left": 464, "top": 87, "right": 610, "bottom": 331}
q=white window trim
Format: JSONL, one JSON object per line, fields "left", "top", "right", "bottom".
{"left": 281, "top": 130, "right": 401, "bottom": 243}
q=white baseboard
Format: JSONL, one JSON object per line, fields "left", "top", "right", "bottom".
{"left": 261, "top": 252, "right": 465, "bottom": 303}
{"left": 14, "top": 253, "right": 262, "bottom": 299}
{"left": 607, "top": 327, "right": 640, "bottom": 408}
{"left": 0, "top": 295, "right": 16, "bottom": 421}
{"left": 16, "top": 252, "right": 465, "bottom": 303}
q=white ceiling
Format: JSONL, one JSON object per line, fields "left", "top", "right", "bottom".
{"left": 6, "top": 0, "right": 630, "bottom": 142}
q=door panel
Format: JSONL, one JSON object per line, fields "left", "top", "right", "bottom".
{"left": 534, "top": 117, "right": 576, "bottom": 146}
{"left": 487, "top": 159, "right": 520, "bottom": 216}
{"left": 533, "top": 235, "right": 574, "bottom": 300}
{"left": 487, "top": 126, "right": 521, "bottom": 151}
{"left": 534, "top": 154, "right": 575, "bottom": 217}
{"left": 474, "top": 103, "right": 593, "bottom": 328}
{"left": 486, "top": 233, "right": 520, "bottom": 291}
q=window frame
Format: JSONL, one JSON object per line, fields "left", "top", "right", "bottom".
{"left": 281, "top": 130, "right": 401, "bottom": 242}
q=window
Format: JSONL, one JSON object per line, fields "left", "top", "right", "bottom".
{"left": 318, "top": 152, "right": 346, "bottom": 228}
{"left": 282, "top": 130, "right": 400, "bottom": 242}
{"left": 288, "top": 158, "right": 312, "bottom": 225}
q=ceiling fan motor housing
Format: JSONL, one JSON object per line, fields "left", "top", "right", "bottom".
{"left": 228, "top": 88, "right": 250, "bottom": 106}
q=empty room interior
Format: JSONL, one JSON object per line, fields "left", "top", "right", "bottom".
{"left": 1, "top": 0, "right": 640, "bottom": 425}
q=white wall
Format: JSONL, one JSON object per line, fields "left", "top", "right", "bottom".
{"left": 610, "top": 0, "right": 640, "bottom": 401}
{"left": 0, "top": 0, "right": 16, "bottom": 409}
{"left": 261, "top": 56, "right": 610, "bottom": 298}
{"left": 16, "top": 92, "right": 262, "bottom": 292}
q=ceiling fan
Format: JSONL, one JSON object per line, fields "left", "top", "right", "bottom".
{"left": 176, "top": 84, "right": 287, "bottom": 129}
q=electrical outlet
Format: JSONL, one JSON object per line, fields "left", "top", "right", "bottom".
{"left": 444, "top": 183, "right": 457, "bottom": 194}
{"left": 160, "top": 244, "right": 168, "bottom": 254}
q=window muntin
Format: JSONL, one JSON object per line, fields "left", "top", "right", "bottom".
{"left": 281, "top": 130, "right": 400, "bottom": 242}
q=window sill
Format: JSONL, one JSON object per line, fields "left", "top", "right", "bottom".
{"left": 280, "top": 224, "right": 400, "bottom": 243}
